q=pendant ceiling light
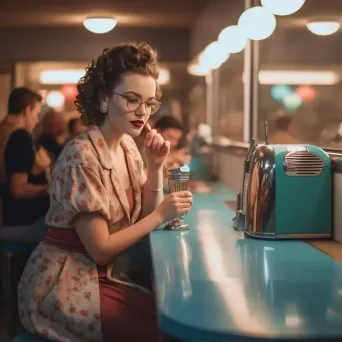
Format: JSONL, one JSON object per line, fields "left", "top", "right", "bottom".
{"left": 306, "top": 21, "right": 340, "bottom": 36}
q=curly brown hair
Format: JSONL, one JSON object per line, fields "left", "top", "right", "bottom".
{"left": 75, "top": 42, "right": 162, "bottom": 126}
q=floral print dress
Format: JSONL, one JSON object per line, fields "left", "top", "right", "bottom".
{"left": 18, "top": 126, "right": 160, "bottom": 341}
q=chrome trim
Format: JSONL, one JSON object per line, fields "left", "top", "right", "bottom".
{"left": 245, "top": 144, "right": 276, "bottom": 236}
{"left": 211, "top": 135, "right": 342, "bottom": 158}
{"left": 286, "top": 145, "right": 308, "bottom": 152}
{"left": 276, "top": 233, "right": 331, "bottom": 239}
{"left": 245, "top": 231, "right": 331, "bottom": 239}
{"left": 284, "top": 151, "right": 324, "bottom": 176}
{"left": 242, "top": 173, "right": 250, "bottom": 212}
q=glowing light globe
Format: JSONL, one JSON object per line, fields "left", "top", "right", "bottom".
{"left": 306, "top": 21, "right": 340, "bottom": 36}
{"left": 83, "top": 18, "right": 117, "bottom": 34}
{"left": 218, "top": 25, "right": 248, "bottom": 53}
{"left": 199, "top": 41, "right": 230, "bottom": 70}
{"left": 261, "top": 0, "right": 306, "bottom": 16}
{"left": 238, "top": 6, "right": 276, "bottom": 41}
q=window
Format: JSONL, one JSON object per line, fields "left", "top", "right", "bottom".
{"left": 218, "top": 59, "right": 244, "bottom": 140}
{"left": 256, "top": 3, "right": 342, "bottom": 148}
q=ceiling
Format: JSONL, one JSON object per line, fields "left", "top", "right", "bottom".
{"left": 0, "top": 0, "right": 209, "bottom": 28}
{"left": 0, "top": 0, "right": 340, "bottom": 30}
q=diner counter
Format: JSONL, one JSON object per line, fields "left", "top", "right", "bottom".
{"left": 149, "top": 184, "right": 342, "bottom": 341}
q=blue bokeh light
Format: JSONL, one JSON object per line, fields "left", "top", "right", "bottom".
{"left": 271, "top": 85, "right": 292, "bottom": 102}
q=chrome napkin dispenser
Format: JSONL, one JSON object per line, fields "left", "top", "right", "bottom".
{"left": 233, "top": 122, "right": 332, "bottom": 239}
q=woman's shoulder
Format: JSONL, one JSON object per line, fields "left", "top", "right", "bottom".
{"left": 55, "top": 132, "right": 99, "bottom": 170}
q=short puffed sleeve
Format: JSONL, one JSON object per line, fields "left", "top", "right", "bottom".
{"left": 46, "top": 164, "right": 110, "bottom": 227}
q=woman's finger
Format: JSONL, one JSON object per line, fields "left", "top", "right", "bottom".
{"left": 177, "top": 197, "right": 193, "bottom": 204}
{"left": 177, "top": 204, "right": 191, "bottom": 210}
{"left": 176, "top": 191, "right": 192, "bottom": 197}
{"left": 155, "top": 139, "right": 164, "bottom": 154}
{"left": 145, "top": 129, "right": 156, "bottom": 148}
{"left": 144, "top": 122, "right": 152, "bottom": 132}
{"left": 161, "top": 141, "right": 171, "bottom": 155}
{"left": 151, "top": 133, "right": 162, "bottom": 151}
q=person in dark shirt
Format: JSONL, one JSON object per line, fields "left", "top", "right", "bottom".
{"left": 1, "top": 87, "right": 49, "bottom": 226}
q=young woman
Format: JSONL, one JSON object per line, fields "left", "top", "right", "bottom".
{"left": 18, "top": 42, "right": 192, "bottom": 341}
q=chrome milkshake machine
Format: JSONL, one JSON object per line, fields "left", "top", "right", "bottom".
{"left": 233, "top": 122, "right": 332, "bottom": 239}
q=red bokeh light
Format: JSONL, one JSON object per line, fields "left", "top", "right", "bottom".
{"left": 61, "top": 84, "right": 78, "bottom": 101}
{"left": 296, "top": 86, "right": 317, "bottom": 102}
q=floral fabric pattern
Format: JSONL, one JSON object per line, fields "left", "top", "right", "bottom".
{"left": 18, "top": 126, "right": 147, "bottom": 341}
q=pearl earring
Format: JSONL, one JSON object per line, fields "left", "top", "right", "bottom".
{"left": 100, "top": 102, "right": 108, "bottom": 114}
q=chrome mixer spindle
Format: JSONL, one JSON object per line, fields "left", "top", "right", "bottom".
{"left": 264, "top": 121, "right": 269, "bottom": 145}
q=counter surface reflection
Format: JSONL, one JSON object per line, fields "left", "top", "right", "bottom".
{"left": 150, "top": 184, "right": 342, "bottom": 341}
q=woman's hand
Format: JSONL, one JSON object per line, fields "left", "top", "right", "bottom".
{"left": 155, "top": 191, "right": 193, "bottom": 223}
{"left": 144, "top": 123, "right": 170, "bottom": 169}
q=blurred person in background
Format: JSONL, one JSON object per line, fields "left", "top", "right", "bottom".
{"left": 218, "top": 110, "right": 243, "bottom": 140}
{"left": 38, "top": 109, "right": 66, "bottom": 163}
{"left": 18, "top": 42, "right": 192, "bottom": 342}
{"left": 154, "top": 115, "right": 191, "bottom": 170}
{"left": 0, "top": 87, "right": 49, "bottom": 225}
{"left": 67, "top": 117, "right": 86, "bottom": 140}
{"left": 269, "top": 114, "right": 301, "bottom": 144}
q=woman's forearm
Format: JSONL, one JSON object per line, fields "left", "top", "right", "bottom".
{"left": 140, "top": 166, "right": 164, "bottom": 217}
{"left": 75, "top": 211, "right": 163, "bottom": 266}
{"left": 10, "top": 174, "right": 48, "bottom": 200}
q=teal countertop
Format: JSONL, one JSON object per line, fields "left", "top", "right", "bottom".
{"left": 150, "top": 184, "right": 342, "bottom": 341}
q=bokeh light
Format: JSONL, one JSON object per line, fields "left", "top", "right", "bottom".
{"left": 271, "top": 85, "right": 293, "bottom": 102}
{"left": 283, "top": 93, "right": 302, "bottom": 111}
{"left": 46, "top": 91, "right": 65, "bottom": 109}
{"left": 187, "top": 62, "right": 210, "bottom": 76}
{"left": 61, "top": 84, "right": 78, "bottom": 101}
{"left": 296, "top": 86, "right": 317, "bottom": 102}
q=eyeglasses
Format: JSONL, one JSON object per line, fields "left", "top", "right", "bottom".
{"left": 113, "top": 92, "right": 160, "bottom": 115}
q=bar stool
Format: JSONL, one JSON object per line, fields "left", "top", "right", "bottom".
{"left": 0, "top": 219, "right": 48, "bottom": 342}
{"left": 12, "top": 331, "right": 47, "bottom": 342}
{"left": 0, "top": 241, "right": 38, "bottom": 341}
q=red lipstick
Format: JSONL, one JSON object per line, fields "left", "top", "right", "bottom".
{"left": 130, "top": 120, "right": 144, "bottom": 128}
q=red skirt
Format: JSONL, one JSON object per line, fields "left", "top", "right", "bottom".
{"left": 45, "top": 226, "right": 161, "bottom": 341}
